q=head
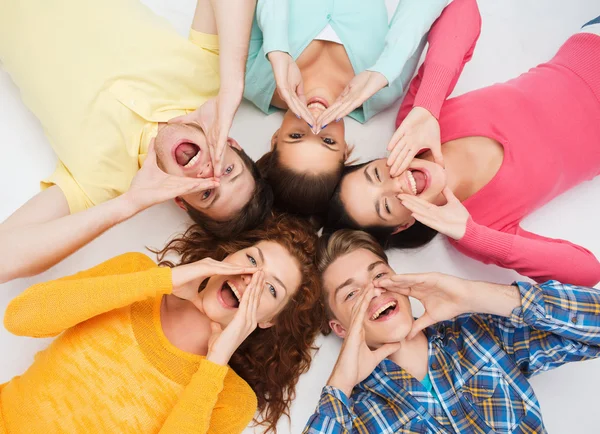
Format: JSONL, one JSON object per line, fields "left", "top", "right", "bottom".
{"left": 318, "top": 230, "right": 413, "bottom": 347}
{"left": 154, "top": 122, "right": 273, "bottom": 238}
{"left": 257, "top": 104, "right": 348, "bottom": 216}
{"left": 326, "top": 158, "right": 444, "bottom": 249}
{"left": 157, "top": 213, "right": 323, "bottom": 432}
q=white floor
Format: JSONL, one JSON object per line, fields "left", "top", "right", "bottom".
{"left": 1, "top": 1, "right": 600, "bottom": 432}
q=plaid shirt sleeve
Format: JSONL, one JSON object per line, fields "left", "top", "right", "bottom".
{"left": 487, "top": 280, "right": 600, "bottom": 377}
{"left": 303, "top": 386, "right": 355, "bottom": 434}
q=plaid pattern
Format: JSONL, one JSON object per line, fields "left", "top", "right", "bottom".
{"left": 304, "top": 281, "right": 600, "bottom": 433}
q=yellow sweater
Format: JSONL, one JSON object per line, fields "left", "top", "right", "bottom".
{"left": 1, "top": 253, "right": 257, "bottom": 434}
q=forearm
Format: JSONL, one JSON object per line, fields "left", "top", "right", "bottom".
{"left": 467, "top": 280, "right": 521, "bottom": 318}
{"left": 209, "top": 0, "right": 256, "bottom": 92}
{"left": 0, "top": 194, "right": 138, "bottom": 284}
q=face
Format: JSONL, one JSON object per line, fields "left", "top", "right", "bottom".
{"left": 201, "top": 241, "right": 303, "bottom": 328}
{"left": 323, "top": 248, "right": 413, "bottom": 347}
{"left": 275, "top": 100, "right": 347, "bottom": 174}
{"left": 154, "top": 123, "right": 255, "bottom": 220}
{"left": 340, "top": 158, "right": 447, "bottom": 231}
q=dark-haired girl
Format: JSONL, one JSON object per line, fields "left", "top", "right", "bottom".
{"left": 326, "top": 1, "right": 600, "bottom": 286}
{"left": 1, "top": 214, "right": 322, "bottom": 433}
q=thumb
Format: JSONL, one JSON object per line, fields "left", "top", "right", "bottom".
{"left": 210, "top": 321, "right": 223, "bottom": 335}
{"left": 408, "top": 313, "right": 434, "bottom": 340}
{"left": 432, "top": 147, "right": 445, "bottom": 168}
{"left": 442, "top": 186, "right": 459, "bottom": 204}
{"left": 296, "top": 80, "right": 307, "bottom": 104}
{"left": 168, "top": 112, "right": 194, "bottom": 124}
{"left": 373, "top": 342, "right": 402, "bottom": 362}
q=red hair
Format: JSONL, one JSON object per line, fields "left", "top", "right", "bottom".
{"left": 156, "top": 213, "right": 325, "bottom": 432}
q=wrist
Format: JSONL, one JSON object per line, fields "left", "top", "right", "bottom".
{"left": 327, "top": 372, "right": 354, "bottom": 398}
{"left": 206, "top": 350, "right": 232, "bottom": 366}
{"left": 112, "top": 193, "right": 142, "bottom": 220}
{"left": 469, "top": 281, "right": 521, "bottom": 317}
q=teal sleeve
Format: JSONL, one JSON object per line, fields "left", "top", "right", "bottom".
{"left": 369, "top": 0, "right": 449, "bottom": 85}
{"left": 256, "top": 0, "right": 290, "bottom": 56}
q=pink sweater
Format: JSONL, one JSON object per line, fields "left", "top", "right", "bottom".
{"left": 396, "top": 0, "right": 600, "bottom": 286}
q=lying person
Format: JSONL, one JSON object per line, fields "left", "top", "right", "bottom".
{"left": 325, "top": 3, "right": 600, "bottom": 286}
{"left": 0, "top": 0, "right": 272, "bottom": 284}
{"left": 305, "top": 229, "right": 600, "bottom": 433}
{"left": 1, "top": 213, "right": 323, "bottom": 433}
{"left": 247, "top": 0, "right": 452, "bottom": 215}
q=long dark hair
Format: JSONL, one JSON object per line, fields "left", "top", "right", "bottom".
{"left": 325, "top": 162, "right": 438, "bottom": 249}
{"left": 156, "top": 213, "right": 324, "bottom": 433}
{"left": 185, "top": 147, "right": 274, "bottom": 239}
{"left": 257, "top": 147, "right": 343, "bottom": 217}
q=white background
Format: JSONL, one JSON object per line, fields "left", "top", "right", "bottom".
{"left": 1, "top": 0, "right": 600, "bottom": 432}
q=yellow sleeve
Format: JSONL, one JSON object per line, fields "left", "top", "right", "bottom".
{"left": 189, "top": 29, "right": 220, "bottom": 55}
{"left": 41, "top": 160, "right": 95, "bottom": 214}
{"left": 4, "top": 252, "right": 172, "bottom": 338}
{"left": 159, "top": 359, "right": 257, "bottom": 434}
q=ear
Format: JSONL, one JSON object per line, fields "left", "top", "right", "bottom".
{"left": 391, "top": 218, "right": 415, "bottom": 235}
{"left": 258, "top": 320, "right": 274, "bottom": 329}
{"left": 270, "top": 129, "right": 280, "bottom": 151}
{"left": 227, "top": 137, "right": 242, "bottom": 151}
{"left": 174, "top": 197, "right": 188, "bottom": 211}
{"left": 329, "top": 319, "right": 347, "bottom": 339}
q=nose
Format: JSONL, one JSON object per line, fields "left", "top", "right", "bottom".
{"left": 197, "top": 161, "right": 214, "bottom": 178}
{"left": 372, "top": 286, "right": 385, "bottom": 297}
{"left": 241, "top": 274, "right": 252, "bottom": 286}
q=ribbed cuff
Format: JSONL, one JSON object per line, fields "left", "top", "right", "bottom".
{"left": 197, "top": 358, "right": 229, "bottom": 381}
{"left": 149, "top": 267, "right": 175, "bottom": 296}
{"left": 456, "top": 217, "right": 514, "bottom": 263}
{"left": 553, "top": 33, "right": 600, "bottom": 103}
{"left": 413, "top": 62, "right": 456, "bottom": 119}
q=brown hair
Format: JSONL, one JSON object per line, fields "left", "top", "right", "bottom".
{"left": 317, "top": 229, "right": 388, "bottom": 321}
{"left": 185, "top": 147, "right": 274, "bottom": 239}
{"left": 156, "top": 213, "right": 323, "bottom": 432}
{"left": 257, "top": 148, "right": 344, "bottom": 217}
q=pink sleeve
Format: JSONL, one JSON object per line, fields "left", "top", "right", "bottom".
{"left": 452, "top": 218, "right": 600, "bottom": 287}
{"left": 396, "top": 0, "right": 482, "bottom": 125}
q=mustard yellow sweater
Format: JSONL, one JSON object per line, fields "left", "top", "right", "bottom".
{"left": 1, "top": 253, "right": 257, "bottom": 433}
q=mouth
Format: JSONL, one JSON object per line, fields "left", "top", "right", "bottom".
{"left": 406, "top": 169, "right": 428, "bottom": 196}
{"left": 173, "top": 140, "right": 201, "bottom": 168}
{"left": 218, "top": 280, "right": 242, "bottom": 309}
{"left": 369, "top": 300, "right": 399, "bottom": 322}
{"left": 307, "top": 96, "right": 329, "bottom": 112}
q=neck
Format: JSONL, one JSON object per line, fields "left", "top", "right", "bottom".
{"left": 160, "top": 294, "right": 212, "bottom": 356}
{"left": 387, "top": 331, "right": 429, "bottom": 380}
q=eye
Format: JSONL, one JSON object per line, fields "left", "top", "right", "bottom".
{"left": 201, "top": 189, "right": 213, "bottom": 200}
{"left": 224, "top": 164, "right": 234, "bottom": 175}
{"left": 384, "top": 198, "right": 391, "bottom": 214}
{"left": 374, "top": 273, "right": 387, "bottom": 280}
{"left": 323, "top": 137, "right": 336, "bottom": 145}
{"left": 290, "top": 133, "right": 303, "bottom": 139}
{"left": 246, "top": 254, "right": 257, "bottom": 267}
{"left": 345, "top": 290, "right": 357, "bottom": 301}
{"left": 268, "top": 283, "right": 277, "bottom": 298}
{"left": 375, "top": 167, "right": 381, "bottom": 182}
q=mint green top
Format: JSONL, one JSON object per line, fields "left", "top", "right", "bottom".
{"left": 244, "top": 0, "right": 449, "bottom": 123}
{"left": 420, "top": 372, "right": 440, "bottom": 402}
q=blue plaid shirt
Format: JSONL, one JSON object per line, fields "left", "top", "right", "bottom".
{"left": 304, "top": 281, "right": 600, "bottom": 433}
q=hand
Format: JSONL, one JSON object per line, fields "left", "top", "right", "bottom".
{"left": 376, "top": 273, "right": 474, "bottom": 339}
{"left": 268, "top": 51, "right": 315, "bottom": 128}
{"left": 387, "top": 106, "right": 443, "bottom": 177}
{"left": 126, "top": 139, "right": 220, "bottom": 211}
{"left": 327, "top": 286, "right": 401, "bottom": 397}
{"left": 171, "top": 258, "right": 258, "bottom": 303}
{"left": 398, "top": 187, "right": 469, "bottom": 240}
{"left": 169, "top": 90, "right": 242, "bottom": 177}
{"left": 314, "top": 71, "right": 388, "bottom": 133}
{"left": 206, "top": 271, "right": 266, "bottom": 365}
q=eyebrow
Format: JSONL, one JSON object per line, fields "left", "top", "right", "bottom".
{"left": 333, "top": 261, "right": 386, "bottom": 300}
{"left": 284, "top": 137, "right": 337, "bottom": 152}
{"left": 364, "top": 165, "right": 386, "bottom": 222}
{"left": 257, "top": 246, "right": 288, "bottom": 295}
{"left": 206, "top": 161, "right": 245, "bottom": 209}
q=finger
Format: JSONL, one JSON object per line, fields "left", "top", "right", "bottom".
{"left": 288, "top": 95, "right": 315, "bottom": 128}
{"left": 375, "top": 279, "right": 411, "bottom": 296}
{"left": 213, "top": 262, "right": 259, "bottom": 275}
{"left": 372, "top": 342, "right": 402, "bottom": 362}
{"left": 168, "top": 113, "right": 193, "bottom": 124}
{"left": 432, "top": 147, "right": 445, "bottom": 168}
{"left": 386, "top": 128, "right": 405, "bottom": 152}
{"left": 180, "top": 178, "right": 220, "bottom": 195}
{"left": 296, "top": 80, "right": 307, "bottom": 104}
{"left": 251, "top": 271, "right": 266, "bottom": 324}
{"left": 390, "top": 146, "right": 413, "bottom": 177}
{"left": 210, "top": 321, "right": 223, "bottom": 335}
{"left": 442, "top": 186, "right": 459, "bottom": 204}
{"left": 408, "top": 313, "right": 435, "bottom": 340}
{"left": 409, "top": 212, "right": 441, "bottom": 233}
{"left": 239, "top": 271, "right": 260, "bottom": 311}
{"left": 386, "top": 273, "right": 429, "bottom": 285}
{"left": 349, "top": 285, "right": 374, "bottom": 332}
{"left": 386, "top": 137, "right": 407, "bottom": 167}
{"left": 397, "top": 195, "right": 433, "bottom": 215}
{"left": 317, "top": 101, "right": 346, "bottom": 128}
{"left": 214, "top": 140, "right": 227, "bottom": 177}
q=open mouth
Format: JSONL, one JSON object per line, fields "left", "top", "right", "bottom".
{"left": 406, "top": 169, "right": 427, "bottom": 195}
{"left": 174, "top": 142, "right": 201, "bottom": 168}
{"left": 370, "top": 301, "right": 398, "bottom": 322}
{"left": 307, "top": 97, "right": 329, "bottom": 111}
{"left": 219, "top": 281, "right": 242, "bottom": 309}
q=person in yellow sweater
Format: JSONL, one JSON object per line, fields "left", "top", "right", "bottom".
{"left": 0, "top": 0, "right": 273, "bottom": 285}
{"left": 1, "top": 213, "right": 323, "bottom": 433}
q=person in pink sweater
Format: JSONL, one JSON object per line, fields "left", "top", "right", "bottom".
{"left": 325, "top": 0, "right": 600, "bottom": 287}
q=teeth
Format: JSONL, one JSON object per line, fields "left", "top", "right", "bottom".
{"left": 371, "top": 301, "right": 397, "bottom": 320}
{"left": 184, "top": 152, "right": 200, "bottom": 168}
{"left": 228, "top": 281, "right": 242, "bottom": 302}
{"left": 307, "top": 102, "right": 327, "bottom": 110}
{"left": 407, "top": 171, "right": 417, "bottom": 195}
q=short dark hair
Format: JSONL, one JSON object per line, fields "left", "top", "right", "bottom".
{"left": 185, "top": 147, "right": 274, "bottom": 239}
{"left": 325, "top": 161, "right": 438, "bottom": 249}
{"left": 256, "top": 147, "right": 343, "bottom": 217}
{"left": 318, "top": 229, "right": 388, "bottom": 321}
